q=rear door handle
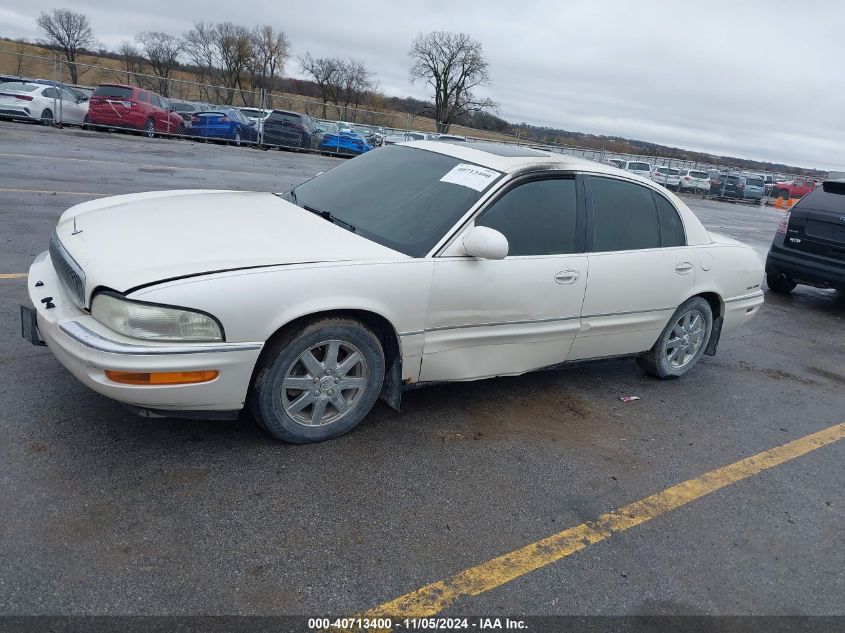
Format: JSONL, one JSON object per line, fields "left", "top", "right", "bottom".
{"left": 675, "top": 262, "right": 695, "bottom": 274}
{"left": 554, "top": 270, "right": 581, "bottom": 284}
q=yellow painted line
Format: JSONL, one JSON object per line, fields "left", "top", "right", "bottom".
{"left": 0, "top": 273, "right": 27, "bottom": 279}
{"left": 0, "top": 187, "right": 107, "bottom": 196}
{"left": 0, "top": 152, "right": 277, "bottom": 177}
{"left": 364, "top": 422, "right": 845, "bottom": 618}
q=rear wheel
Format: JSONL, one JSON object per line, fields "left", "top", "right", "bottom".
{"left": 233, "top": 128, "right": 241, "bottom": 146}
{"left": 143, "top": 118, "right": 155, "bottom": 138}
{"left": 249, "top": 318, "right": 385, "bottom": 443}
{"left": 766, "top": 273, "right": 797, "bottom": 294}
{"left": 637, "top": 297, "right": 713, "bottom": 379}
{"left": 40, "top": 109, "right": 53, "bottom": 126}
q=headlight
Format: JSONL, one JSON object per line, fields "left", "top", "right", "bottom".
{"left": 91, "top": 293, "right": 223, "bottom": 342}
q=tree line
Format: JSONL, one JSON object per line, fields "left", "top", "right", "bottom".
{"left": 32, "top": 8, "right": 501, "bottom": 133}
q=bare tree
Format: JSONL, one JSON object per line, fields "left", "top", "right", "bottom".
{"left": 246, "top": 25, "right": 289, "bottom": 105}
{"left": 13, "top": 41, "right": 28, "bottom": 77}
{"left": 338, "top": 59, "right": 375, "bottom": 119}
{"left": 182, "top": 22, "right": 252, "bottom": 104}
{"left": 408, "top": 31, "right": 497, "bottom": 133}
{"left": 135, "top": 31, "right": 183, "bottom": 97}
{"left": 36, "top": 9, "right": 96, "bottom": 84}
{"left": 299, "top": 53, "right": 343, "bottom": 118}
{"left": 117, "top": 41, "right": 145, "bottom": 86}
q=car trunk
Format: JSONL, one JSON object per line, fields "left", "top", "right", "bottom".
{"left": 785, "top": 182, "right": 845, "bottom": 261}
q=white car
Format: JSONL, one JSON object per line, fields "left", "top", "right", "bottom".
{"left": 383, "top": 131, "right": 433, "bottom": 145}
{"left": 605, "top": 158, "right": 626, "bottom": 169}
{"left": 623, "top": 160, "right": 653, "bottom": 178}
{"left": 22, "top": 141, "right": 764, "bottom": 443}
{"left": 0, "top": 81, "right": 89, "bottom": 126}
{"left": 679, "top": 169, "right": 711, "bottom": 193}
{"left": 238, "top": 107, "right": 270, "bottom": 136}
{"left": 651, "top": 166, "right": 681, "bottom": 190}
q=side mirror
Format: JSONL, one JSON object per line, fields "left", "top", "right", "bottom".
{"left": 462, "top": 226, "right": 508, "bottom": 260}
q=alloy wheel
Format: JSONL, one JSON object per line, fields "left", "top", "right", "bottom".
{"left": 664, "top": 309, "right": 706, "bottom": 368}
{"left": 280, "top": 339, "right": 369, "bottom": 427}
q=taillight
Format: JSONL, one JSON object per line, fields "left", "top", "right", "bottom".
{"left": 738, "top": 184, "right": 746, "bottom": 190}
{"left": 1, "top": 92, "right": 33, "bottom": 101}
{"left": 776, "top": 212, "right": 790, "bottom": 235}
{"left": 191, "top": 115, "right": 199, "bottom": 123}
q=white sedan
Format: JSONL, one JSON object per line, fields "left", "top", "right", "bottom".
{"left": 22, "top": 141, "right": 764, "bottom": 443}
{"left": 0, "top": 81, "right": 89, "bottom": 126}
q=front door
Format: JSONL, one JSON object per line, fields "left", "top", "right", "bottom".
{"left": 421, "top": 175, "right": 588, "bottom": 382}
{"left": 569, "top": 175, "right": 696, "bottom": 360}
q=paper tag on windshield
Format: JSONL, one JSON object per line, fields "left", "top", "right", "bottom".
{"left": 439, "top": 164, "right": 501, "bottom": 192}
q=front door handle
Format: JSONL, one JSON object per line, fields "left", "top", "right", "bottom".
{"left": 554, "top": 270, "right": 581, "bottom": 284}
{"left": 675, "top": 262, "right": 695, "bottom": 275}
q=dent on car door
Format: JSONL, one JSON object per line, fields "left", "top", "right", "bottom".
{"left": 421, "top": 175, "right": 588, "bottom": 382}
{"left": 568, "top": 176, "right": 695, "bottom": 361}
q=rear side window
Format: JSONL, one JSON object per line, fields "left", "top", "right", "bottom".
{"left": 590, "top": 177, "right": 661, "bottom": 252}
{"left": 93, "top": 85, "right": 132, "bottom": 98}
{"left": 653, "top": 194, "right": 686, "bottom": 247}
{"left": 476, "top": 178, "right": 578, "bottom": 256}
{"left": 138, "top": 92, "right": 149, "bottom": 103}
{"left": 794, "top": 182, "right": 845, "bottom": 213}
{"left": 42, "top": 87, "right": 60, "bottom": 99}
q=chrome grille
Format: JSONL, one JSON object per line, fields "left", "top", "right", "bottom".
{"left": 49, "top": 232, "right": 86, "bottom": 306}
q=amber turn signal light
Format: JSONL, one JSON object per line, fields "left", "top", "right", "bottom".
{"left": 105, "top": 370, "right": 219, "bottom": 385}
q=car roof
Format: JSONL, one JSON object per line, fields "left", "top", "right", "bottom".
{"left": 400, "top": 140, "right": 648, "bottom": 178}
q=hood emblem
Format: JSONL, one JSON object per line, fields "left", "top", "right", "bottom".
{"left": 71, "top": 217, "right": 83, "bottom": 235}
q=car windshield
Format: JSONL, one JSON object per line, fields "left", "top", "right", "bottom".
{"left": 288, "top": 145, "right": 501, "bottom": 257}
{"left": 0, "top": 82, "right": 39, "bottom": 92}
{"left": 93, "top": 85, "right": 132, "bottom": 98}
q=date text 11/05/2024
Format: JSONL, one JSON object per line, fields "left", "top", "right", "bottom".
{"left": 307, "top": 617, "right": 528, "bottom": 630}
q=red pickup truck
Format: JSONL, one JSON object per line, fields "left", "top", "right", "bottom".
{"left": 772, "top": 178, "right": 820, "bottom": 200}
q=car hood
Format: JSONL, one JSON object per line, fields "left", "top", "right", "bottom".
{"left": 54, "top": 190, "right": 403, "bottom": 304}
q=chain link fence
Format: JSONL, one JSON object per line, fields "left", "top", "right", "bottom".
{"left": 0, "top": 47, "right": 819, "bottom": 205}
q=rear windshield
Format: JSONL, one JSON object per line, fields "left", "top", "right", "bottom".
{"left": 0, "top": 82, "right": 39, "bottom": 92}
{"left": 746, "top": 178, "right": 764, "bottom": 187}
{"left": 667, "top": 168, "right": 680, "bottom": 175}
{"left": 726, "top": 176, "right": 740, "bottom": 183}
{"left": 629, "top": 162, "right": 650, "bottom": 171}
{"left": 794, "top": 181, "right": 845, "bottom": 213}
{"left": 93, "top": 85, "right": 132, "bottom": 99}
{"left": 288, "top": 145, "right": 501, "bottom": 257}
{"left": 689, "top": 171, "right": 709, "bottom": 178}
{"left": 170, "top": 102, "right": 195, "bottom": 112}
{"left": 270, "top": 111, "right": 301, "bottom": 122}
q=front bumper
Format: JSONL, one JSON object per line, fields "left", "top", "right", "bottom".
{"left": 23, "top": 251, "right": 264, "bottom": 413}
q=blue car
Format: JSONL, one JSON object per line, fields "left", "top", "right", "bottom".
{"left": 190, "top": 108, "right": 258, "bottom": 146}
{"left": 316, "top": 123, "right": 373, "bottom": 156}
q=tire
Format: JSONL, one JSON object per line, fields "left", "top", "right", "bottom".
{"left": 143, "top": 118, "right": 155, "bottom": 138}
{"left": 233, "top": 128, "right": 241, "bottom": 146}
{"left": 82, "top": 114, "right": 90, "bottom": 130}
{"left": 776, "top": 189, "right": 790, "bottom": 200}
{"left": 766, "top": 273, "right": 797, "bottom": 294}
{"left": 249, "top": 318, "right": 385, "bottom": 443}
{"left": 40, "top": 109, "right": 53, "bottom": 126}
{"left": 637, "top": 297, "right": 713, "bottom": 379}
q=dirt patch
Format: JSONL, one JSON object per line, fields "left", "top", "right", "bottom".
{"left": 710, "top": 360, "right": 820, "bottom": 386}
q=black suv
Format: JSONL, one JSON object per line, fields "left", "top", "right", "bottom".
{"left": 263, "top": 110, "right": 315, "bottom": 149}
{"left": 765, "top": 179, "right": 845, "bottom": 293}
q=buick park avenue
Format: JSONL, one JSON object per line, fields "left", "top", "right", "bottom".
{"left": 22, "top": 141, "right": 764, "bottom": 443}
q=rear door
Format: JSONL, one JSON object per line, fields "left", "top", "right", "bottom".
{"left": 783, "top": 182, "right": 845, "bottom": 261}
{"left": 569, "top": 176, "right": 695, "bottom": 360}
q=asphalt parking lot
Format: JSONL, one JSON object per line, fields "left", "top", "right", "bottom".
{"left": 1, "top": 122, "right": 843, "bottom": 622}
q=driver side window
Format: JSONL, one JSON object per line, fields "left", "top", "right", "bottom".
{"left": 475, "top": 177, "right": 578, "bottom": 256}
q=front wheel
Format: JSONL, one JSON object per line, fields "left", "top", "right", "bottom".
{"left": 249, "top": 318, "right": 385, "bottom": 443}
{"left": 637, "top": 297, "right": 713, "bottom": 379}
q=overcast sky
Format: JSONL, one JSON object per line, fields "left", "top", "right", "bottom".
{"left": 2, "top": 0, "right": 842, "bottom": 171}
